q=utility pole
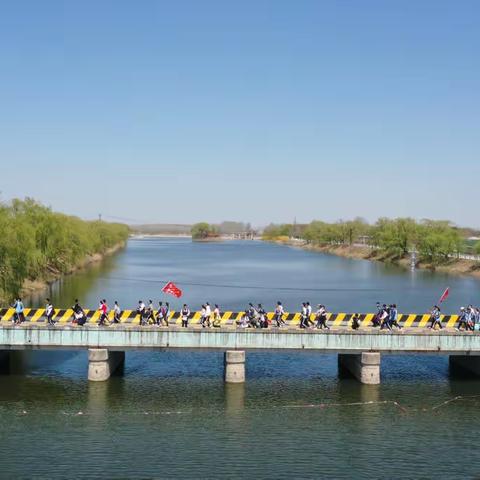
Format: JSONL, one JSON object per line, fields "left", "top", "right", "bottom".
{"left": 98, "top": 213, "right": 102, "bottom": 222}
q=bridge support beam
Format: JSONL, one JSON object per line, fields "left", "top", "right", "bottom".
{"left": 0, "top": 350, "right": 10, "bottom": 373}
{"left": 224, "top": 350, "right": 245, "bottom": 383}
{"left": 338, "top": 352, "right": 381, "bottom": 384}
{"left": 449, "top": 355, "right": 480, "bottom": 377}
{"left": 88, "top": 349, "right": 125, "bottom": 382}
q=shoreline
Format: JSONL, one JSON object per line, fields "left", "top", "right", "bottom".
{"left": 268, "top": 239, "right": 480, "bottom": 279}
{"left": 21, "top": 242, "right": 127, "bottom": 299}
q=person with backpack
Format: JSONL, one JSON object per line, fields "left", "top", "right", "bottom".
{"left": 45, "top": 298, "right": 55, "bottom": 325}
{"left": 181, "top": 304, "right": 191, "bottom": 327}
{"left": 13, "top": 297, "right": 25, "bottom": 325}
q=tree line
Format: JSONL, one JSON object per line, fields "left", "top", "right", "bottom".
{"left": 0, "top": 198, "right": 129, "bottom": 302}
{"left": 263, "top": 217, "right": 480, "bottom": 266}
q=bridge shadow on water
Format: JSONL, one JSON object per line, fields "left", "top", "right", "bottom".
{"left": 2, "top": 350, "right": 480, "bottom": 413}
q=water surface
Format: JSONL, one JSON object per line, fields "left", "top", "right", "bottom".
{"left": 2, "top": 238, "right": 480, "bottom": 479}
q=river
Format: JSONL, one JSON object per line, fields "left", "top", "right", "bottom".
{"left": 1, "top": 238, "right": 480, "bottom": 479}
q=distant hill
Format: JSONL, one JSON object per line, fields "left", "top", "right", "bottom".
{"left": 130, "top": 224, "right": 192, "bottom": 235}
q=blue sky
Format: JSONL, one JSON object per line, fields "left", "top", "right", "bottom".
{"left": 0, "top": 1, "right": 479, "bottom": 227}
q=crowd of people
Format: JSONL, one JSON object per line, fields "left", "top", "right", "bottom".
{"left": 6, "top": 297, "right": 480, "bottom": 332}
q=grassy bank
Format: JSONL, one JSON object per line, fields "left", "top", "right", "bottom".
{"left": 0, "top": 198, "right": 129, "bottom": 303}
{"left": 268, "top": 238, "right": 480, "bottom": 278}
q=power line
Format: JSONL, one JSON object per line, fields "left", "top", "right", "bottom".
{"left": 97, "top": 275, "right": 390, "bottom": 292}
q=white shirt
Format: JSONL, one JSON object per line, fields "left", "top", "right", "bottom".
{"left": 205, "top": 305, "right": 211, "bottom": 316}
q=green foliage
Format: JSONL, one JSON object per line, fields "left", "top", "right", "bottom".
{"left": 265, "top": 215, "right": 465, "bottom": 267}
{"left": 262, "top": 223, "right": 292, "bottom": 240}
{"left": 416, "top": 220, "right": 462, "bottom": 265}
{"left": 302, "top": 218, "right": 370, "bottom": 246}
{"left": 475, "top": 241, "right": 480, "bottom": 255}
{"left": 0, "top": 198, "right": 129, "bottom": 302}
{"left": 371, "top": 218, "right": 418, "bottom": 258}
{"left": 191, "top": 222, "right": 217, "bottom": 239}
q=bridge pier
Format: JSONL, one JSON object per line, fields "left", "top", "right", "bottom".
{"left": 338, "top": 352, "right": 381, "bottom": 384}
{"left": 0, "top": 350, "right": 10, "bottom": 373}
{"left": 224, "top": 350, "right": 245, "bottom": 383}
{"left": 449, "top": 355, "right": 480, "bottom": 377}
{"left": 88, "top": 349, "right": 125, "bottom": 382}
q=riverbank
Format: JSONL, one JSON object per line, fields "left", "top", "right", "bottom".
{"left": 268, "top": 238, "right": 480, "bottom": 278}
{"left": 20, "top": 242, "right": 126, "bottom": 299}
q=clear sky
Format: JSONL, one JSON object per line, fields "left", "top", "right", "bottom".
{"left": 0, "top": 1, "right": 479, "bottom": 227}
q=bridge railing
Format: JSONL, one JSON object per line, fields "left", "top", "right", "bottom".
{"left": 0, "top": 308, "right": 461, "bottom": 328}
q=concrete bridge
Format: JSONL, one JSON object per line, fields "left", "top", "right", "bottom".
{"left": 1, "top": 322, "right": 480, "bottom": 385}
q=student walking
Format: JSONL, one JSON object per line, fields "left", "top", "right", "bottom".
{"left": 200, "top": 304, "right": 207, "bottom": 328}
{"left": 213, "top": 304, "right": 222, "bottom": 327}
{"left": 181, "top": 304, "right": 190, "bottom": 327}
{"left": 45, "top": 298, "right": 55, "bottom": 325}
{"left": 13, "top": 298, "right": 25, "bottom": 325}
{"left": 389, "top": 304, "right": 402, "bottom": 329}
{"left": 274, "top": 301, "right": 286, "bottom": 327}
{"left": 137, "top": 300, "right": 146, "bottom": 326}
{"left": 351, "top": 313, "right": 361, "bottom": 330}
{"left": 72, "top": 299, "right": 87, "bottom": 326}
{"left": 204, "top": 303, "right": 211, "bottom": 328}
{"left": 98, "top": 299, "right": 108, "bottom": 326}
{"left": 300, "top": 303, "right": 308, "bottom": 329}
{"left": 315, "top": 305, "right": 330, "bottom": 330}
{"left": 112, "top": 301, "right": 122, "bottom": 324}
{"left": 428, "top": 306, "right": 442, "bottom": 330}
{"left": 146, "top": 300, "right": 156, "bottom": 325}
{"left": 164, "top": 302, "right": 170, "bottom": 326}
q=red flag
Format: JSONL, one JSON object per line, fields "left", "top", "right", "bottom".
{"left": 439, "top": 287, "right": 449, "bottom": 304}
{"left": 162, "top": 281, "right": 182, "bottom": 298}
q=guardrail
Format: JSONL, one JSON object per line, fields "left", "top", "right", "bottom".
{"left": 0, "top": 309, "right": 461, "bottom": 328}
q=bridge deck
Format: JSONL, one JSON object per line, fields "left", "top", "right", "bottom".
{"left": 0, "top": 324, "right": 479, "bottom": 354}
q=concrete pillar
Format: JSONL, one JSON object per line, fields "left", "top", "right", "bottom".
{"left": 224, "top": 350, "right": 245, "bottom": 383}
{"left": 449, "top": 355, "right": 480, "bottom": 377}
{"left": 338, "top": 352, "right": 381, "bottom": 384}
{"left": 88, "top": 349, "right": 125, "bottom": 382}
{"left": 0, "top": 350, "right": 10, "bottom": 374}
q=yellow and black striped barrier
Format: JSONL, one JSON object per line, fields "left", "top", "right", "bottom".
{"left": 0, "top": 308, "right": 461, "bottom": 328}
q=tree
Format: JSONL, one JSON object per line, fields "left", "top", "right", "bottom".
{"left": 191, "top": 222, "right": 216, "bottom": 239}
{"left": 475, "top": 241, "right": 480, "bottom": 255}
